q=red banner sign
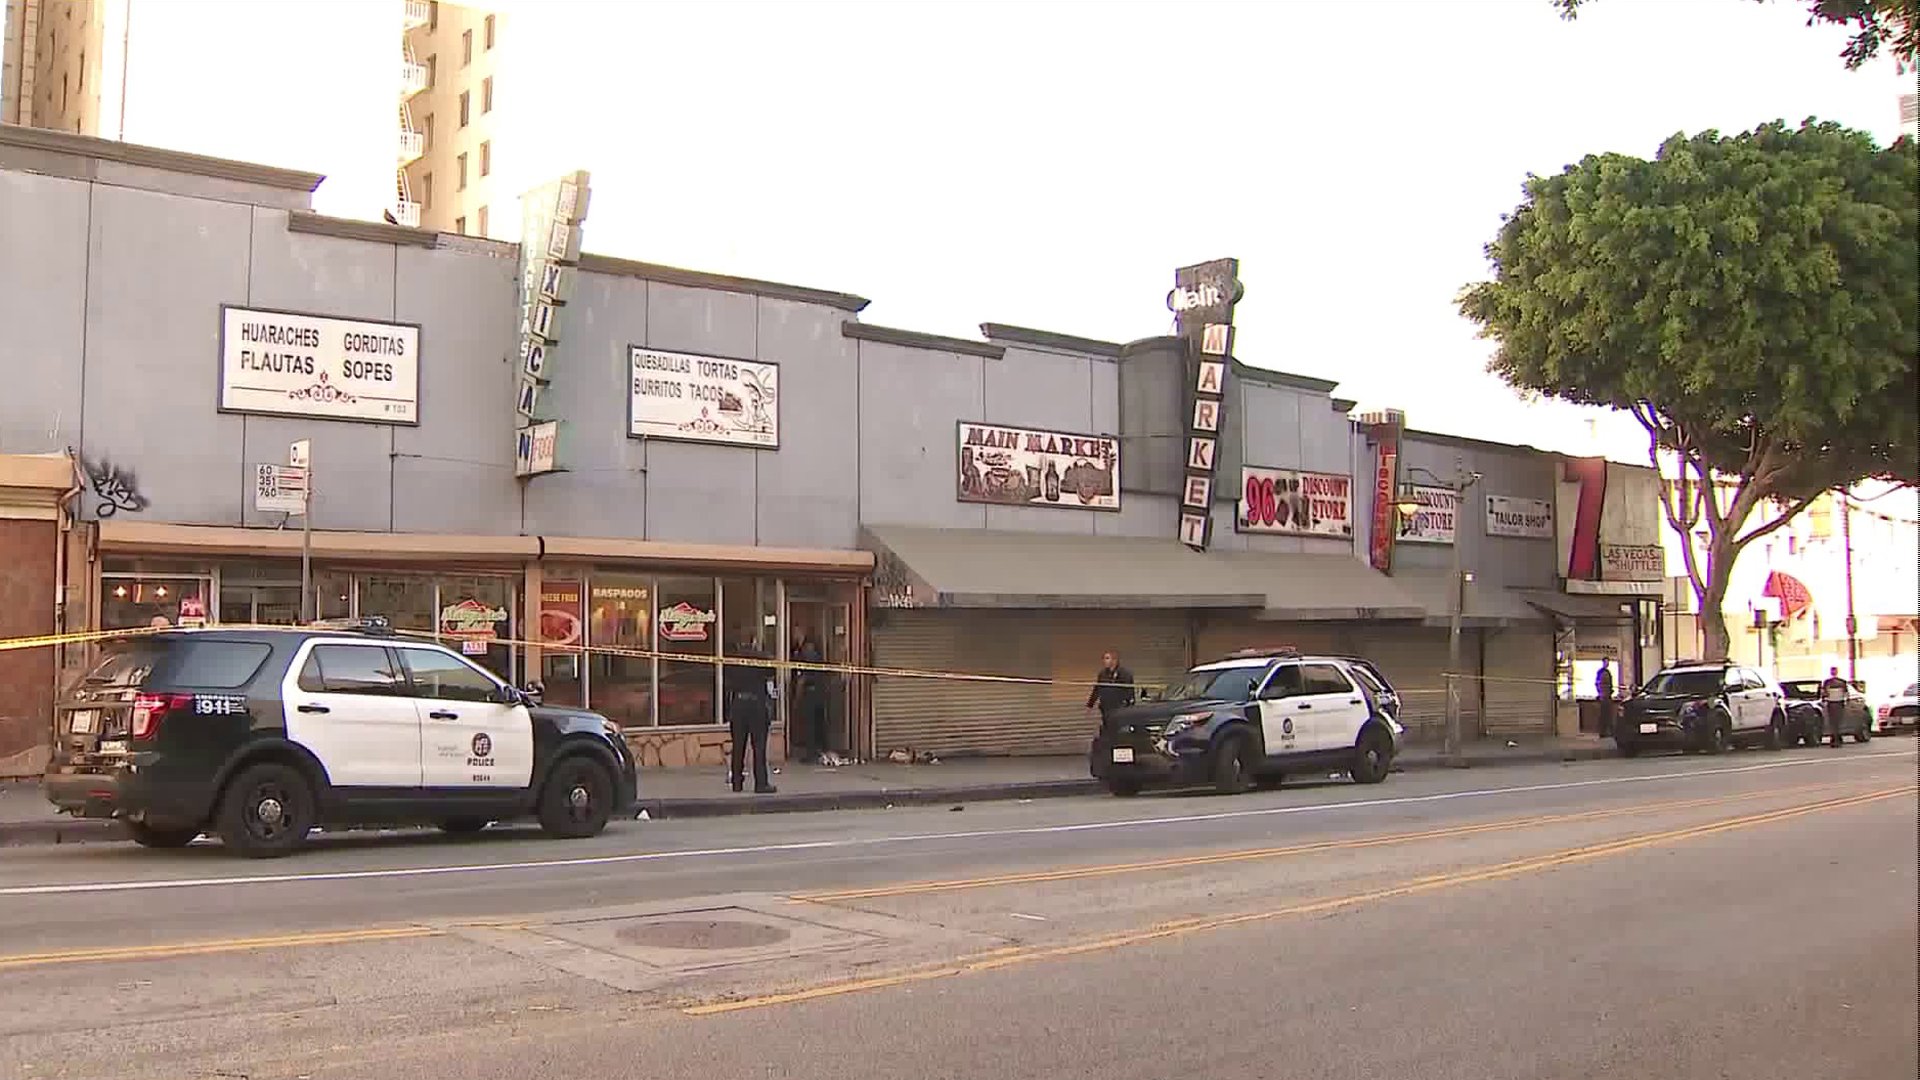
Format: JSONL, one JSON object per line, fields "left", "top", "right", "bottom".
{"left": 1368, "top": 437, "right": 1399, "bottom": 573}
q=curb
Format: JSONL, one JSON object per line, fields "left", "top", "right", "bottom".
{"left": 0, "top": 745, "right": 1618, "bottom": 847}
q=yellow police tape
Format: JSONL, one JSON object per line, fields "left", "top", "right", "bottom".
{"left": 0, "top": 623, "right": 1572, "bottom": 696}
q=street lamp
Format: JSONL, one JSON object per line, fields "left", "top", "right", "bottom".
{"left": 1400, "top": 459, "right": 1481, "bottom": 767}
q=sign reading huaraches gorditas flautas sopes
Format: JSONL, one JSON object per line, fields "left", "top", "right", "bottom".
{"left": 219, "top": 306, "right": 420, "bottom": 424}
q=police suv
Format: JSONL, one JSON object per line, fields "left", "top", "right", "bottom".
{"left": 1089, "top": 650, "right": 1406, "bottom": 796}
{"left": 44, "top": 619, "right": 638, "bottom": 857}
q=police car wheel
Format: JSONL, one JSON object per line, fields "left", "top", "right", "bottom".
{"left": 124, "top": 822, "right": 200, "bottom": 849}
{"left": 1210, "top": 732, "right": 1255, "bottom": 795}
{"left": 539, "top": 757, "right": 614, "bottom": 839}
{"left": 438, "top": 818, "right": 490, "bottom": 835}
{"left": 215, "top": 762, "right": 316, "bottom": 858}
{"left": 1351, "top": 728, "right": 1392, "bottom": 785}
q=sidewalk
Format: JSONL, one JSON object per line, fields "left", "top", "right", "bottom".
{"left": 0, "top": 734, "right": 1615, "bottom": 847}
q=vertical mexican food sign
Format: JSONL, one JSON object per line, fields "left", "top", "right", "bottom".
{"left": 1169, "top": 258, "right": 1243, "bottom": 551}
{"left": 514, "top": 170, "right": 591, "bottom": 478}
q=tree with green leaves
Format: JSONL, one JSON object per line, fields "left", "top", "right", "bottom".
{"left": 1554, "top": 0, "right": 1917, "bottom": 69}
{"left": 1460, "top": 120, "right": 1918, "bottom": 659}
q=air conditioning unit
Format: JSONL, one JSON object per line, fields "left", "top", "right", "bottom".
{"left": 1356, "top": 408, "right": 1406, "bottom": 429}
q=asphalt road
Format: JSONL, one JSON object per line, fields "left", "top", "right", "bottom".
{"left": 1, "top": 743, "right": 1914, "bottom": 1080}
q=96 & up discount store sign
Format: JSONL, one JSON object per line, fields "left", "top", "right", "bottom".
{"left": 219, "top": 305, "right": 421, "bottom": 424}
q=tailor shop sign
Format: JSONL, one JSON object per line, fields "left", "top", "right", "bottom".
{"left": 956, "top": 423, "right": 1120, "bottom": 510}
{"left": 218, "top": 306, "right": 420, "bottom": 424}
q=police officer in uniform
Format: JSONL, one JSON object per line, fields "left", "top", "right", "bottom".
{"left": 726, "top": 642, "right": 778, "bottom": 794}
{"left": 1819, "top": 666, "right": 1851, "bottom": 749}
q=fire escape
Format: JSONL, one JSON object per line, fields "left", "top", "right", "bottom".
{"left": 395, "top": 1, "right": 433, "bottom": 227}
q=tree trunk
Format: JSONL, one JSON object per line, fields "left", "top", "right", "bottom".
{"left": 1697, "top": 540, "right": 1735, "bottom": 662}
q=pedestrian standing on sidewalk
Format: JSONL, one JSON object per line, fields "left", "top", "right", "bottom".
{"left": 1595, "top": 658, "right": 1616, "bottom": 738}
{"left": 1820, "top": 666, "right": 1851, "bottom": 748}
{"left": 1085, "top": 650, "right": 1136, "bottom": 726}
{"left": 726, "top": 642, "right": 777, "bottom": 794}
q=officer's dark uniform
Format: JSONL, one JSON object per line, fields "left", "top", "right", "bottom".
{"left": 1086, "top": 662, "right": 1137, "bottom": 721}
{"left": 725, "top": 645, "right": 777, "bottom": 793}
{"left": 1820, "top": 672, "right": 1851, "bottom": 748}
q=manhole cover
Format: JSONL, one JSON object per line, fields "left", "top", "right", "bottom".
{"left": 614, "top": 919, "right": 791, "bottom": 951}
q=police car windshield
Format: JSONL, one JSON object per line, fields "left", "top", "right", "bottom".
{"left": 1642, "top": 669, "right": 1723, "bottom": 696}
{"left": 1165, "top": 667, "right": 1262, "bottom": 703}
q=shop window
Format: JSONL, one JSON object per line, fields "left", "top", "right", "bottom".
{"left": 102, "top": 575, "right": 210, "bottom": 630}
{"left": 721, "top": 575, "right": 781, "bottom": 725}
{"left": 656, "top": 576, "right": 718, "bottom": 727}
{"left": 299, "top": 645, "right": 404, "bottom": 697}
{"left": 433, "top": 576, "right": 514, "bottom": 679}
{"left": 360, "top": 575, "right": 437, "bottom": 635}
{"left": 588, "top": 575, "right": 653, "bottom": 727}
{"left": 399, "top": 647, "right": 500, "bottom": 703}
{"left": 217, "top": 563, "right": 348, "bottom": 626}
{"left": 537, "top": 577, "right": 586, "bottom": 708}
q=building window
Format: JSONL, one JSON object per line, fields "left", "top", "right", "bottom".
{"left": 459, "top": 90, "right": 469, "bottom": 127}
{"left": 422, "top": 112, "right": 434, "bottom": 150}
{"left": 454, "top": 215, "right": 466, "bottom": 234}
{"left": 656, "top": 576, "right": 720, "bottom": 727}
{"left": 484, "top": 14, "right": 495, "bottom": 49}
{"left": 462, "top": 28, "right": 472, "bottom": 66}
{"left": 479, "top": 140, "right": 490, "bottom": 176}
{"left": 476, "top": 205, "right": 488, "bottom": 235}
{"left": 482, "top": 76, "right": 493, "bottom": 113}
{"left": 421, "top": 172, "right": 433, "bottom": 210}
{"left": 425, "top": 54, "right": 436, "bottom": 89}
{"left": 457, "top": 152, "right": 467, "bottom": 190}
{"left": 587, "top": 575, "right": 653, "bottom": 727}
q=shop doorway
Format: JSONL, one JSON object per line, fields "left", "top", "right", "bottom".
{"left": 787, "top": 590, "right": 852, "bottom": 759}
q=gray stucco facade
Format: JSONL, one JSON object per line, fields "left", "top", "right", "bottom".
{"left": 0, "top": 125, "right": 1655, "bottom": 771}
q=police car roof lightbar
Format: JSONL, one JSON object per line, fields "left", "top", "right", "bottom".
{"left": 304, "top": 615, "right": 394, "bottom": 635}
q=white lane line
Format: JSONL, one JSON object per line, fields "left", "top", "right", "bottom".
{"left": 1009, "top": 913, "right": 1048, "bottom": 922}
{"left": 0, "top": 749, "right": 1910, "bottom": 898}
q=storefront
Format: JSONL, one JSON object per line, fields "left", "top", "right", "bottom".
{"left": 863, "top": 525, "right": 1423, "bottom": 758}
{"left": 86, "top": 521, "right": 870, "bottom": 769}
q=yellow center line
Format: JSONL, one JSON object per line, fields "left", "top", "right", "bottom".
{"left": 684, "top": 785, "right": 1907, "bottom": 1016}
{"left": 0, "top": 918, "right": 529, "bottom": 972}
{"left": 792, "top": 778, "right": 1858, "bottom": 903}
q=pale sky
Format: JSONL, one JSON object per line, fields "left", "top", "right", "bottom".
{"left": 52, "top": 0, "right": 1920, "bottom": 465}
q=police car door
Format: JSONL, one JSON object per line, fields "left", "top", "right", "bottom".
{"left": 284, "top": 641, "right": 424, "bottom": 788}
{"left": 1299, "top": 662, "right": 1368, "bottom": 752}
{"left": 1254, "top": 663, "right": 1311, "bottom": 757}
{"left": 397, "top": 645, "right": 534, "bottom": 790}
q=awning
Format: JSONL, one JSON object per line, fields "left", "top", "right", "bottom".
{"left": 98, "top": 521, "right": 872, "bottom": 575}
{"left": 862, "top": 525, "right": 1424, "bottom": 620}
{"left": 1394, "top": 572, "right": 1549, "bottom": 628}
{"left": 1514, "top": 588, "right": 1636, "bottom": 623}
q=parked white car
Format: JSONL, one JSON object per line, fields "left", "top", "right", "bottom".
{"left": 1874, "top": 681, "right": 1918, "bottom": 734}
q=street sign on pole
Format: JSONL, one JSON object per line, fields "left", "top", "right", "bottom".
{"left": 255, "top": 464, "right": 308, "bottom": 514}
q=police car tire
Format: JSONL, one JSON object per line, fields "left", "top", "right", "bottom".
{"left": 215, "top": 762, "right": 316, "bottom": 858}
{"left": 539, "top": 756, "right": 614, "bottom": 839}
{"left": 1210, "top": 731, "right": 1255, "bottom": 795}
{"left": 125, "top": 822, "right": 199, "bottom": 849}
{"left": 1351, "top": 727, "right": 1392, "bottom": 785}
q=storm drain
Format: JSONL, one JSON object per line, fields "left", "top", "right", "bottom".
{"left": 615, "top": 918, "right": 791, "bottom": 951}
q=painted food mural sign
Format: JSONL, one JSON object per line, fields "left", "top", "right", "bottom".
{"left": 956, "top": 423, "right": 1120, "bottom": 510}
{"left": 629, "top": 347, "right": 779, "bottom": 448}
{"left": 439, "top": 598, "right": 508, "bottom": 655}
{"left": 538, "top": 580, "right": 584, "bottom": 647}
{"left": 1238, "top": 466, "right": 1354, "bottom": 537}
{"left": 219, "top": 306, "right": 420, "bottom": 424}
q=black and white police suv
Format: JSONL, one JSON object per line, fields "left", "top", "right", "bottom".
{"left": 1089, "top": 650, "right": 1406, "bottom": 797}
{"left": 1616, "top": 660, "right": 1788, "bottom": 757}
{"left": 44, "top": 619, "right": 638, "bottom": 857}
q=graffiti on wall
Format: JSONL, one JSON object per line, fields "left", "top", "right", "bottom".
{"left": 82, "top": 458, "right": 147, "bottom": 517}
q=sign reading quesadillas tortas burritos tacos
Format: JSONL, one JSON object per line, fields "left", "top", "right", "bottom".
{"left": 219, "top": 306, "right": 420, "bottom": 424}
{"left": 629, "top": 347, "right": 780, "bottom": 449}
{"left": 1237, "top": 465, "right": 1354, "bottom": 538}
{"left": 956, "top": 422, "right": 1119, "bottom": 510}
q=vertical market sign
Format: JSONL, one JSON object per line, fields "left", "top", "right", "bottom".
{"left": 1359, "top": 410, "right": 1405, "bottom": 573}
{"left": 514, "top": 170, "right": 591, "bottom": 478}
{"left": 1169, "top": 258, "right": 1242, "bottom": 551}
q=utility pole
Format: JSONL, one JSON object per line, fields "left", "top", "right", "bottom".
{"left": 1443, "top": 456, "right": 1477, "bottom": 768}
{"left": 1840, "top": 487, "right": 1858, "bottom": 683}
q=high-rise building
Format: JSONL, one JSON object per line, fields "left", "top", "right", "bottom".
{"left": 2, "top": 0, "right": 130, "bottom": 135}
{"left": 401, "top": 0, "right": 506, "bottom": 234}
{"left": 1901, "top": 91, "right": 1918, "bottom": 140}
